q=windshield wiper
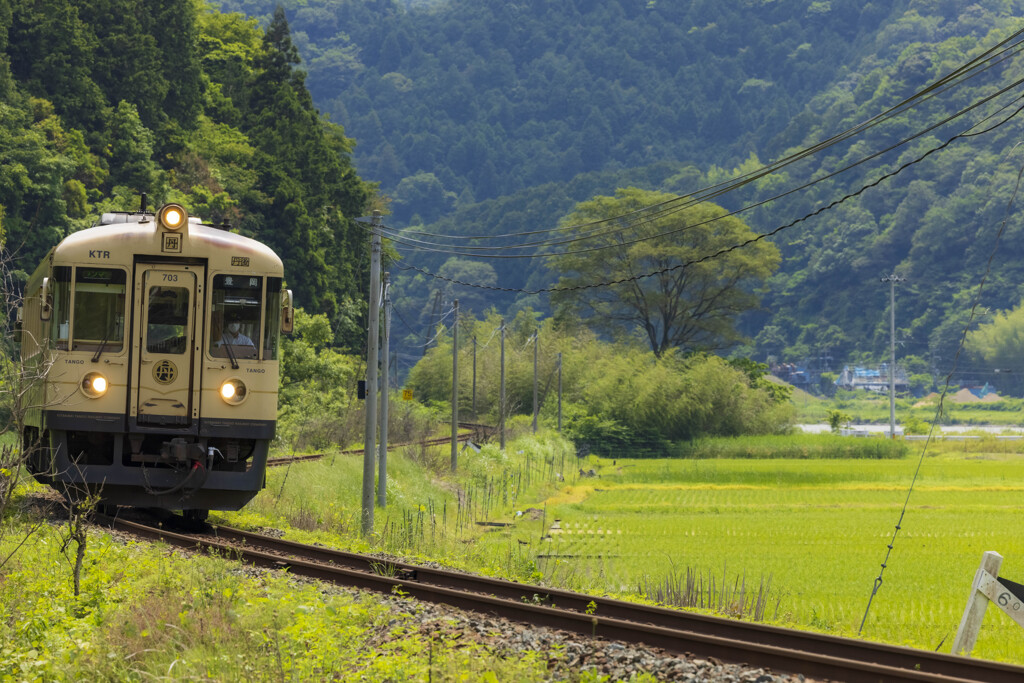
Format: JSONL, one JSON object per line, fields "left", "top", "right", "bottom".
{"left": 222, "top": 339, "right": 239, "bottom": 370}
{"left": 91, "top": 325, "right": 115, "bottom": 363}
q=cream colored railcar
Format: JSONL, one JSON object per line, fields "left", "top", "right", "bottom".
{"left": 20, "top": 204, "right": 293, "bottom": 519}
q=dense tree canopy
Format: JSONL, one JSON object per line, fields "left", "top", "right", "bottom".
{"left": 1, "top": 0, "right": 374, "bottom": 349}
{"left": 217, "top": 0, "right": 898, "bottom": 206}
{"left": 11, "top": 0, "right": 1024, "bottom": 391}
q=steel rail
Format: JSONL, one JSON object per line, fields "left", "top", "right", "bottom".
{"left": 100, "top": 515, "right": 1024, "bottom": 683}
{"left": 267, "top": 432, "right": 476, "bottom": 467}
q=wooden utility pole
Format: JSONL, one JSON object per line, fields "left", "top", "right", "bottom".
{"left": 557, "top": 351, "right": 562, "bottom": 432}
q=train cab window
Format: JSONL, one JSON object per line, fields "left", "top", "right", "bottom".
{"left": 72, "top": 268, "right": 126, "bottom": 353}
{"left": 263, "top": 277, "right": 283, "bottom": 361}
{"left": 49, "top": 266, "right": 72, "bottom": 351}
{"left": 146, "top": 287, "right": 190, "bottom": 354}
{"left": 209, "top": 275, "right": 261, "bottom": 360}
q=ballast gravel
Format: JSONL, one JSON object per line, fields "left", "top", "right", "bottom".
{"left": 370, "top": 590, "right": 817, "bottom": 683}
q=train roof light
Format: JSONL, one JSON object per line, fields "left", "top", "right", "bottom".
{"left": 158, "top": 203, "right": 188, "bottom": 231}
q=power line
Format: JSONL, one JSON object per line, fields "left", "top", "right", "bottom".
{"left": 373, "top": 80, "right": 1024, "bottom": 261}
{"left": 860, "top": 144, "right": 1024, "bottom": 633}
{"left": 381, "top": 28, "right": 1024, "bottom": 246}
{"left": 394, "top": 100, "right": 1024, "bottom": 294}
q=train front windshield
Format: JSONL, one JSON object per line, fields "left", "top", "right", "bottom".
{"left": 48, "top": 266, "right": 127, "bottom": 353}
{"left": 209, "top": 275, "right": 282, "bottom": 361}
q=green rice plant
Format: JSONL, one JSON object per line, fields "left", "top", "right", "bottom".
{"left": 532, "top": 453, "right": 1024, "bottom": 663}
{"left": 670, "top": 434, "right": 908, "bottom": 459}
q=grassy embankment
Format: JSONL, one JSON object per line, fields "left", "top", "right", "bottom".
{"left": 0, "top": 429, "right": 588, "bottom": 681}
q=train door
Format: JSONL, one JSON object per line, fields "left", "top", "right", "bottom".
{"left": 131, "top": 264, "right": 204, "bottom": 425}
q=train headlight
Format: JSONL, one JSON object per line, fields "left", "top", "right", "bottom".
{"left": 158, "top": 203, "right": 188, "bottom": 230}
{"left": 219, "top": 378, "right": 247, "bottom": 405}
{"left": 81, "top": 372, "right": 109, "bottom": 398}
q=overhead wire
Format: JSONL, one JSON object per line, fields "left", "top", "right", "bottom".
{"left": 393, "top": 97, "right": 1024, "bottom": 294}
{"left": 370, "top": 29, "right": 1024, "bottom": 252}
{"left": 373, "top": 73, "right": 1024, "bottom": 260}
{"left": 395, "top": 97, "right": 1024, "bottom": 263}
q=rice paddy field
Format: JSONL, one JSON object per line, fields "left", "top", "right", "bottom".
{"left": 529, "top": 448, "right": 1024, "bottom": 664}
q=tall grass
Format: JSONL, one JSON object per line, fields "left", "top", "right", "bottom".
{"left": 639, "top": 565, "right": 780, "bottom": 621}
{"left": 224, "top": 430, "right": 574, "bottom": 578}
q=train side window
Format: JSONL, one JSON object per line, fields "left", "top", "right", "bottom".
{"left": 49, "top": 266, "right": 72, "bottom": 351}
{"left": 146, "top": 286, "right": 190, "bottom": 354}
{"left": 209, "top": 274, "right": 261, "bottom": 360}
{"left": 72, "top": 268, "right": 126, "bottom": 353}
{"left": 263, "top": 277, "right": 282, "bottom": 361}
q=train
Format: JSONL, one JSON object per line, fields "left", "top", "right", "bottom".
{"left": 17, "top": 200, "right": 293, "bottom": 521}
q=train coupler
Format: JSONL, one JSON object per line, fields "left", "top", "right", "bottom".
{"left": 161, "top": 438, "right": 206, "bottom": 464}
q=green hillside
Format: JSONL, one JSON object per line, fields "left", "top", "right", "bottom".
{"left": 9, "top": 0, "right": 1024, "bottom": 389}
{"left": 212, "top": 0, "right": 1024, "bottom": 388}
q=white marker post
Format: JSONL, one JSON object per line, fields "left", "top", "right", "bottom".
{"left": 952, "top": 551, "right": 1024, "bottom": 655}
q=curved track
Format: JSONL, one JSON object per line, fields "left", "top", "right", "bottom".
{"left": 267, "top": 425, "right": 486, "bottom": 467}
{"left": 98, "top": 514, "right": 1024, "bottom": 683}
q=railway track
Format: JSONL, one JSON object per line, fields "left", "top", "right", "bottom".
{"left": 267, "top": 432, "right": 478, "bottom": 467}
{"left": 98, "top": 514, "right": 1024, "bottom": 683}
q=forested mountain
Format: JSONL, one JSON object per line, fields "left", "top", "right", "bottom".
{"left": 0, "top": 1, "right": 373, "bottom": 347}
{"left": 10, "top": 0, "right": 1024, "bottom": 391}
{"left": 215, "top": 0, "right": 897, "bottom": 216}
{"left": 212, "top": 0, "right": 1024, "bottom": 390}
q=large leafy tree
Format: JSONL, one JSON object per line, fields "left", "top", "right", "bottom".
{"left": 549, "top": 187, "right": 780, "bottom": 358}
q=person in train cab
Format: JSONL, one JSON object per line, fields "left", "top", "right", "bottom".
{"left": 220, "top": 316, "right": 255, "bottom": 348}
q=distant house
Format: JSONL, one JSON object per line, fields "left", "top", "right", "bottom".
{"left": 771, "top": 362, "right": 810, "bottom": 387}
{"left": 836, "top": 364, "right": 908, "bottom": 393}
{"left": 770, "top": 356, "right": 833, "bottom": 390}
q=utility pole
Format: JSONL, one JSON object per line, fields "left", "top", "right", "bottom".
{"left": 472, "top": 336, "right": 477, "bottom": 417}
{"left": 882, "top": 273, "right": 905, "bottom": 439}
{"left": 362, "top": 211, "right": 382, "bottom": 536}
{"left": 532, "top": 330, "right": 538, "bottom": 434}
{"left": 378, "top": 272, "right": 391, "bottom": 508}
{"left": 451, "top": 299, "right": 459, "bottom": 472}
{"left": 557, "top": 351, "right": 563, "bottom": 432}
{"left": 500, "top": 319, "right": 506, "bottom": 450}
